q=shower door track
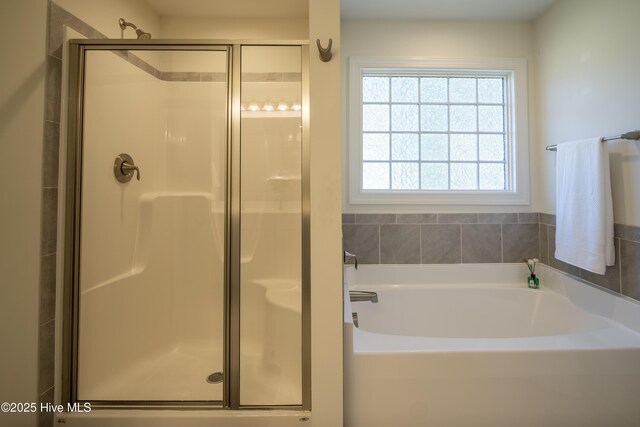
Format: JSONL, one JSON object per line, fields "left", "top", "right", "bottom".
{"left": 61, "top": 39, "right": 311, "bottom": 411}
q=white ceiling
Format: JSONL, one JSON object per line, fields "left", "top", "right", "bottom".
{"left": 142, "top": 0, "right": 309, "bottom": 19}
{"left": 342, "top": 0, "right": 557, "bottom": 20}
{"left": 143, "top": 0, "right": 556, "bottom": 20}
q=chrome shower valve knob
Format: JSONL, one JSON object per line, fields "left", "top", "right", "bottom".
{"left": 114, "top": 153, "right": 140, "bottom": 183}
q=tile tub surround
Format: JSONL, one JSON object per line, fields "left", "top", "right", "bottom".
{"left": 539, "top": 214, "right": 640, "bottom": 302}
{"left": 342, "top": 212, "right": 541, "bottom": 266}
{"left": 342, "top": 212, "right": 640, "bottom": 302}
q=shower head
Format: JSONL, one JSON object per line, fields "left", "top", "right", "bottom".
{"left": 136, "top": 29, "right": 152, "bottom": 39}
{"left": 118, "top": 18, "right": 152, "bottom": 39}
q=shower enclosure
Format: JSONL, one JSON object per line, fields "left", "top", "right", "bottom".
{"left": 62, "top": 40, "right": 309, "bottom": 410}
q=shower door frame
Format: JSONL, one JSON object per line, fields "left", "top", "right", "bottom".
{"left": 61, "top": 39, "right": 311, "bottom": 411}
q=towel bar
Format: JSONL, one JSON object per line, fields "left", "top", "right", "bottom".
{"left": 545, "top": 130, "right": 640, "bottom": 151}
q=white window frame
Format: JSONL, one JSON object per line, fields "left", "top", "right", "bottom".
{"left": 348, "top": 56, "right": 530, "bottom": 205}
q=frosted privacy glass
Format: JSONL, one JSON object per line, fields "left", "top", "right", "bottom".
{"left": 449, "top": 78, "right": 476, "bottom": 103}
{"left": 363, "top": 76, "right": 389, "bottom": 102}
{"left": 421, "top": 105, "right": 448, "bottom": 132}
{"left": 363, "top": 133, "right": 390, "bottom": 161}
{"left": 391, "top": 77, "right": 419, "bottom": 102}
{"left": 420, "top": 77, "right": 447, "bottom": 103}
{"left": 450, "top": 105, "right": 477, "bottom": 132}
{"left": 421, "top": 134, "right": 448, "bottom": 161}
{"left": 392, "top": 162, "right": 419, "bottom": 190}
{"left": 363, "top": 104, "right": 390, "bottom": 131}
{"left": 360, "top": 73, "right": 508, "bottom": 194}
{"left": 391, "top": 104, "right": 419, "bottom": 131}
{"left": 421, "top": 163, "right": 448, "bottom": 190}
{"left": 479, "top": 134, "right": 505, "bottom": 161}
{"left": 480, "top": 163, "right": 505, "bottom": 190}
{"left": 363, "top": 162, "right": 390, "bottom": 189}
{"left": 479, "top": 105, "right": 504, "bottom": 132}
{"left": 392, "top": 133, "right": 419, "bottom": 161}
{"left": 478, "top": 78, "right": 503, "bottom": 104}
{"left": 450, "top": 163, "right": 478, "bottom": 190}
{"left": 450, "top": 134, "right": 478, "bottom": 161}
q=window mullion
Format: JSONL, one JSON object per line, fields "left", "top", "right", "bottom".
{"left": 387, "top": 77, "right": 392, "bottom": 190}
{"left": 446, "top": 77, "right": 451, "bottom": 190}
{"left": 418, "top": 77, "right": 422, "bottom": 190}
{"left": 475, "top": 77, "right": 480, "bottom": 190}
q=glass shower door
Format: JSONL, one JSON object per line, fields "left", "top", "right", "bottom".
{"left": 239, "top": 45, "right": 304, "bottom": 406}
{"left": 75, "top": 47, "right": 229, "bottom": 403}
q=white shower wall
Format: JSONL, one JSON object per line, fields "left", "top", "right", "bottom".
{"left": 80, "top": 51, "right": 164, "bottom": 290}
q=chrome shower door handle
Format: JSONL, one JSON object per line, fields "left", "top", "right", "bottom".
{"left": 114, "top": 153, "right": 140, "bottom": 183}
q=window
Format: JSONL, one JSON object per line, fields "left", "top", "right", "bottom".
{"left": 349, "top": 57, "right": 529, "bottom": 205}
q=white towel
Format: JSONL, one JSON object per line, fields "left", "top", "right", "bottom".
{"left": 555, "top": 138, "right": 614, "bottom": 274}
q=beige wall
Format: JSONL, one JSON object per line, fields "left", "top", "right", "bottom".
{"left": 54, "top": 0, "right": 308, "bottom": 41}
{"left": 309, "top": 0, "right": 343, "bottom": 425}
{"left": 160, "top": 17, "right": 308, "bottom": 39}
{"left": 55, "top": 0, "right": 308, "bottom": 40}
{"left": 0, "top": 0, "right": 47, "bottom": 426}
{"left": 535, "top": 0, "right": 640, "bottom": 226}
{"left": 341, "top": 19, "right": 538, "bottom": 213}
{"left": 53, "top": 0, "right": 160, "bottom": 39}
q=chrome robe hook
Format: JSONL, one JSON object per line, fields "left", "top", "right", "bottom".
{"left": 316, "top": 39, "right": 333, "bottom": 62}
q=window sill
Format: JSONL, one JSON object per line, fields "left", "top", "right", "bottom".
{"left": 349, "top": 189, "right": 530, "bottom": 205}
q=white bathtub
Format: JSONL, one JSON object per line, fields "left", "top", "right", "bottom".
{"left": 344, "top": 264, "right": 640, "bottom": 427}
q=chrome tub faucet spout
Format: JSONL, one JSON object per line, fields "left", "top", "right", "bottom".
{"left": 349, "top": 290, "right": 378, "bottom": 303}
